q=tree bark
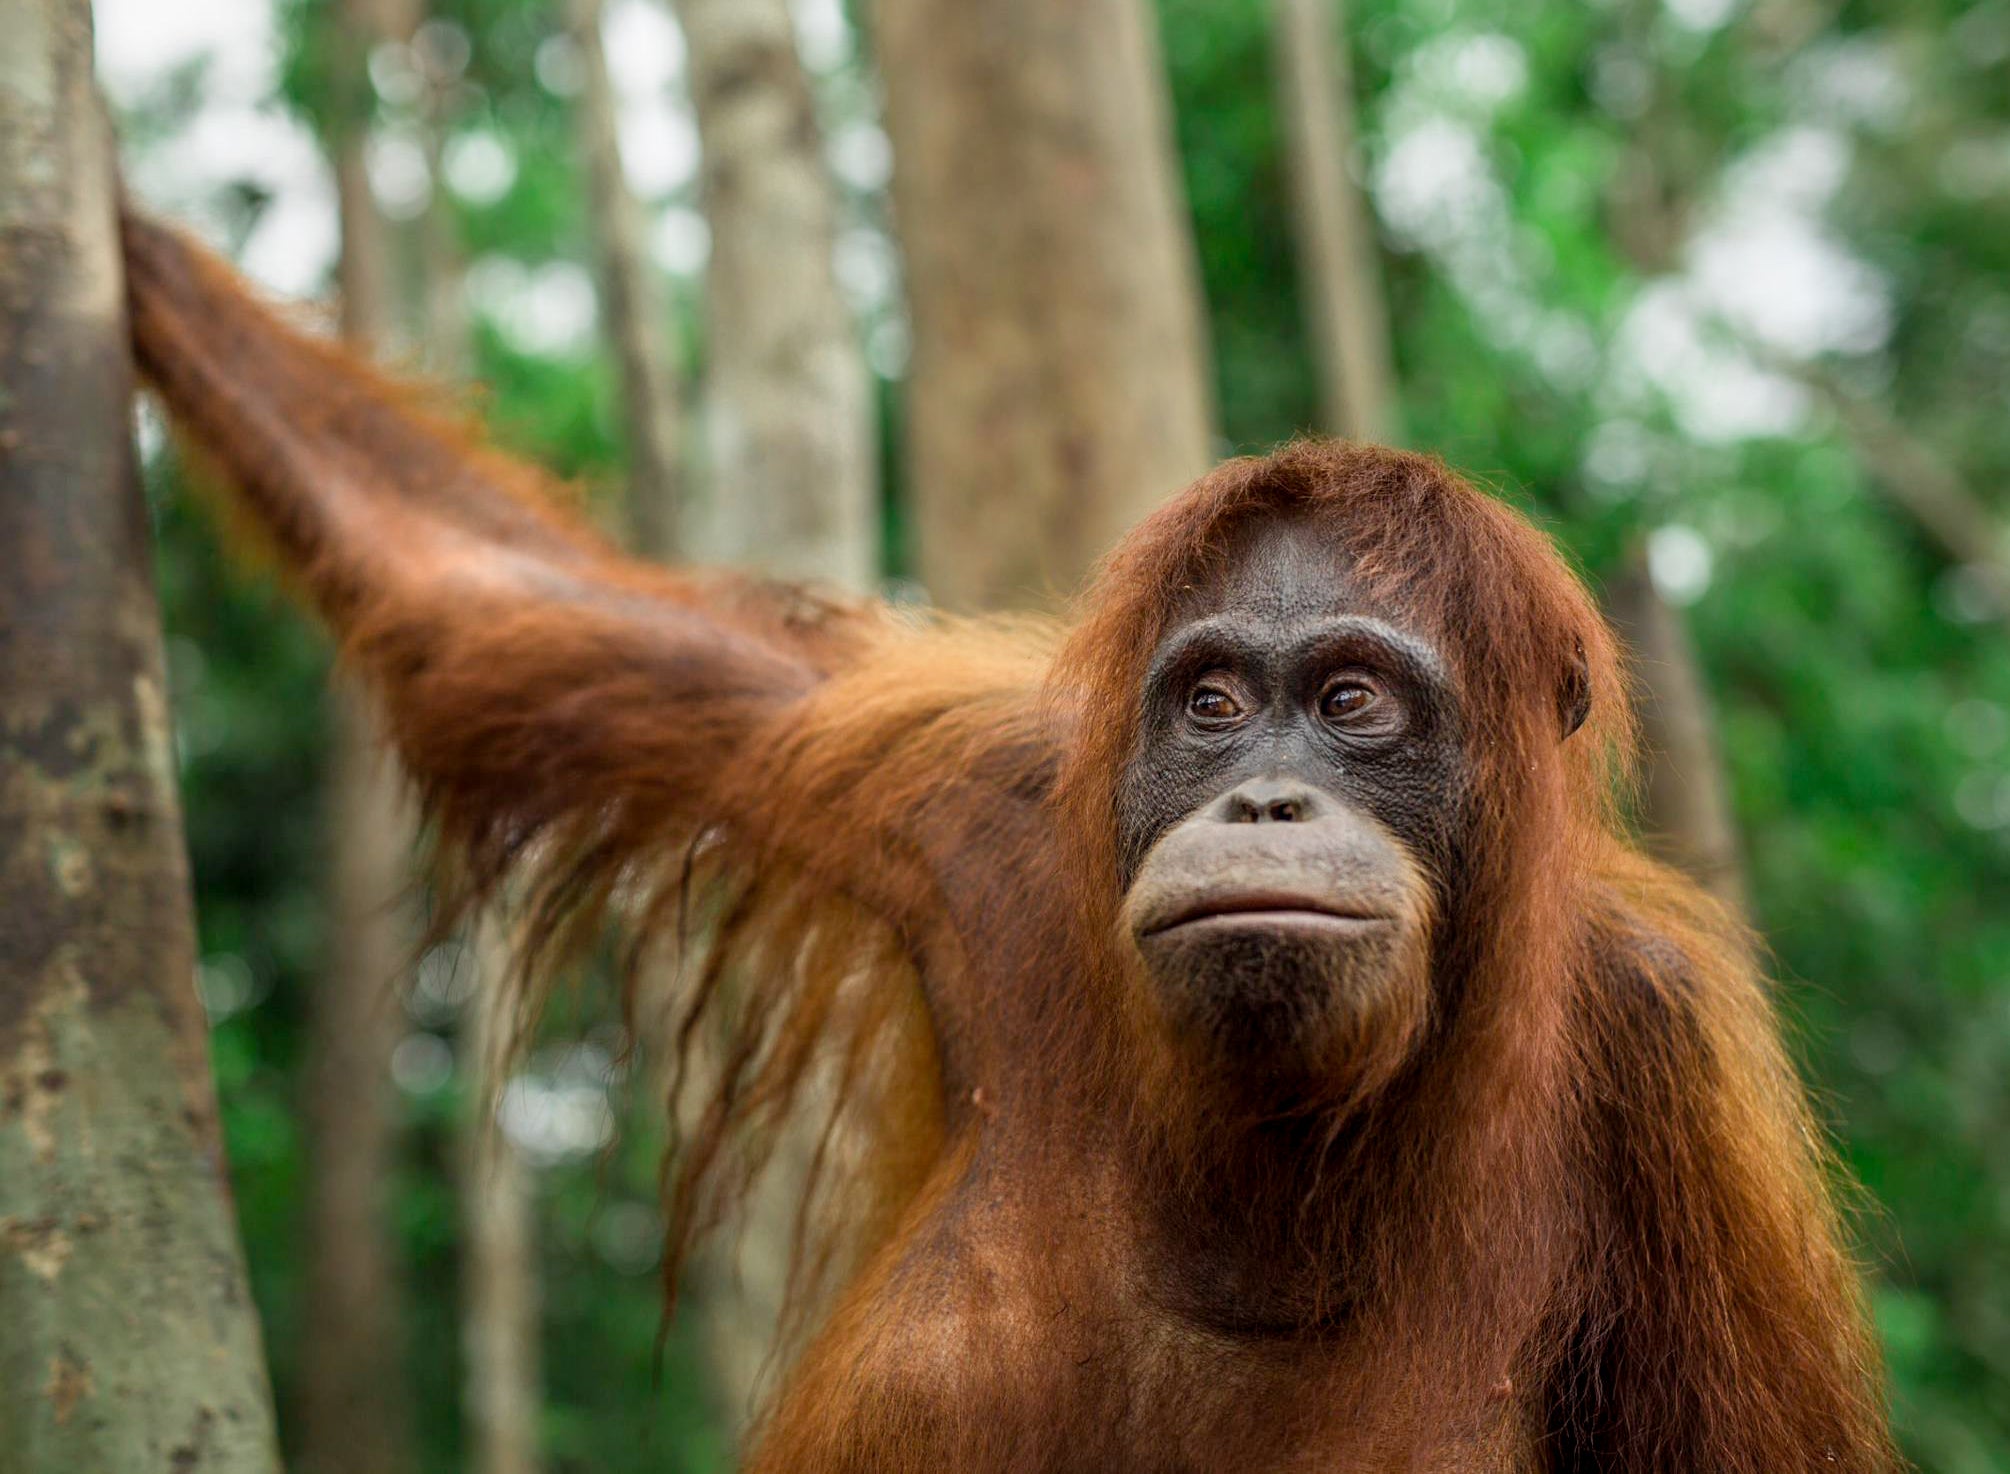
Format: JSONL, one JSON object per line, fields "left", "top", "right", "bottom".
{"left": 459, "top": 922, "right": 540, "bottom": 1474}
{"left": 668, "top": 0, "right": 879, "bottom": 1431}
{"left": 298, "top": 694, "right": 421, "bottom": 1474}
{"left": 387, "top": 64, "right": 550, "bottom": 1468}
{"left": 332, "top": 0, "right": 412, "bottom": 347}
{"left": 1606, "top": 549, "right": 1747, "bottom": 908}
{"left": 568, "top": 0, "right": 685, "bottom": 562}
{"left": 675, "top": 0, "right": 877, "bottom": 588}
{"left": 1271, "top": 0, "right": 1401, "bottom": 445}
{"left": 295, "top": 6, "right": 423, "bottom": 1468}
{"left": 413, "top": 18, "right": 473, "bottom": 380}
{"left": 1584, "top": 23, "right": 1745, "bottom": 914}
{"left": 400, "top": 68, "right": 547, "bottom": 1473}
{"left": 874, "top": 0, "right": 1217, "bottom": 610}
{"left": 0, "top": 2, "right": 281, "bottom": 1468}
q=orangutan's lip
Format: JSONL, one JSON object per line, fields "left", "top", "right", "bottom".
{"left": 1140, "top": 893, "right": 1393, "bottom": 938}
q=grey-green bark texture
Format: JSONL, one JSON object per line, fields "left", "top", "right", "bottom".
{"left": 569, "top": 0, "right": 684, "bottom": 563}
{"left": 458, "top": 919, "right": 542, "bottom": 1474}
{"left": 675, "top": 0, "right": 877, "bottom": 590}
{"left": 297, "top": 695, "right": 419, "bottom": 1474}
{"left": 1273, "top": 0, "right": 1402, "bottom": 445}
{"left": 875, "top": 0, "right": 1217, "bottom": 610}
{"left": 0, "top": 2, "right": 282, "bottom": 1470}
{"left": 405, "top": 86, "right": 547, "bottom": 1474}
{"left": 669, "top": 0, "right": 878, "bottom": 1430}
{"left": 293, "top": 8, "right": 424, "bottom": 1468}
{"left": 1606, "top": 549, "right": 1747, "bottom": 909}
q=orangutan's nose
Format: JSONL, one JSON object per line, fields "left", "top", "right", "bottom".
{"left": 1216, "top": 778, "right": 1329, "bottom": 825}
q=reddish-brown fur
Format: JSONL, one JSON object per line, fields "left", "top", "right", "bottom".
{"left": 122, "top": 212, "right": 1899, "bottom": 1471}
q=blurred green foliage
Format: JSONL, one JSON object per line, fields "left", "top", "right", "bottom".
{"left": 126, "top": 0, "right": 2009, "bottom": 1467}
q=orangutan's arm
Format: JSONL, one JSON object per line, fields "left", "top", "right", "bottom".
{"left": 122, "top": 210, "right": 878, "bottom": 903}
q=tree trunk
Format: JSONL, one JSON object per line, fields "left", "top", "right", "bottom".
{"left": 401, "top": 65, "right": 547, "bottom": 1473}
{"left": 298, "top": 694, "right": 420, "bottom": 1474}
{"left": 874, "top": 0, "right": 1216, "bottom": 610}
{"left": 0, "top": 2, "right": 281, "bottom": 1468}
{"left": 1606, "top": 549, "right": 1747, "bottom": 907}
{"left": 295, "top": 6, "right": 423, "bottom": 1468}
{"left": 413, "top": 17, "right": 473, "bottom": 381}
{"left": 332, "top": 0, "right": 413, "bottom": 347}
{"left": 668, "top": 0, "right": 878, "bottom": 1431}
{"left": 675, "top": 0, "right": 877, "bottom": 589}
{"left": 459, "top": 922, "right": 541, "bottom": 1474}
{"left": 1586, "top": 40, "right": 1745, "bottom": 914}
{"left": 1271, "top": 0, "right": 1401, "bottom": 445}
{"left": 567, "top": 0, "right": 685, "bottom": 562}
{"left": 334, "top": 136, "right": 392, "bottom": 348}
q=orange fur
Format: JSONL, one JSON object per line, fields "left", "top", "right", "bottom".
{"left": 124, "top": 212, "right": 1898, "bottom": 1471}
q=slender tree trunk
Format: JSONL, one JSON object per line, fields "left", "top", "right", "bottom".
{"left": 296, "top": 5, "right": 422, "bottom": 1468}
{"left": 1586, "top": 19, "right": 1747, "bottom": 914}
{"left": 675, "top": 0, "right": 877, "bottom": 589}
{"left": 333, "top": 77, "right": 393, "bottom": 349}
{"left": 413, "top": 20, "right": 473, "bottom": 380}
{"left": 401, "top": 57, "right": 547, "bottom": 1472}
{"left": 1607, "top": 549, "right": 1747, "bottom": 907}
{"left": 299, "top": 693, "right": 421, "bottom": 1474}
{"left": 457, "top": 1080, "right": 542, "bottom": 1474}
{"left": 1272, "top": 0, "right": 1401, "bottom": 445}
{"left": 459, "top": 922, "right": 541, "bottom": 1474}
{"left": 874, "top": 0, "right": 1216, "bottom": 609}
{"left": 0, "top": 2, "right": 281, "bottom": 1467}
{"left": 567, "top": 0, "right": 685, "bottom": 561}
{"left": 669, "top": 0, "right": 877, "bottom": 1430}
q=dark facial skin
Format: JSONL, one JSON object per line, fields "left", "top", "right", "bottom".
{"left": 1116, "top": 518, "right": 1467, "bottom": 1076}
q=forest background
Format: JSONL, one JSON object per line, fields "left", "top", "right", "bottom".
{"left": 34, "top": 0, "right": 2010, "bottom": 1467}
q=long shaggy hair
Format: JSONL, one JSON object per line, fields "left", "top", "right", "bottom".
{"left": 122, "top": 212, "right": 1898, "bottom": 1471}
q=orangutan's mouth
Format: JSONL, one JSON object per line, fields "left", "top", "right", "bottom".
{"left": 1140, "top": 891, "right": 1394, "bottom": 938}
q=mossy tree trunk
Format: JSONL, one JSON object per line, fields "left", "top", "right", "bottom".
{"left": 0, "top": 1, "right": 281, "bottom": 1468}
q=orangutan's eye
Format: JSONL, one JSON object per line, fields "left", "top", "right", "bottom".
{"left": 1187, "top": 680, "right": 1243, "bottom": 724}
{"left": 1319, "top": 678, "right": 1380, "bottom": 725}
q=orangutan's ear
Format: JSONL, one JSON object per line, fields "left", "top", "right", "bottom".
{"left": 1559, "top": 638, "right": 1591, "bottom": 740}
